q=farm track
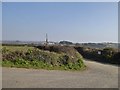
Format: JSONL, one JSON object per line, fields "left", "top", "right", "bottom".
{"left": 2, "top": 60, "right": 118, "bottom": 88}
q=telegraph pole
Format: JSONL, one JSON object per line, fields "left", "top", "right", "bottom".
{"left": 45, "top": 33, "right": 48, "bottom": 46}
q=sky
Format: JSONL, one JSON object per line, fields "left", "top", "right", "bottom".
{"left": 0, "top": 2, "right": 2, "bottom": 41}
{"left": 2, "top": 2, "right": 118, "bottom": 43}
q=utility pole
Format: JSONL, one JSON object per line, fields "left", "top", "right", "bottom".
{"left": 45, "top": 33, "right": 48, "bottom": 46}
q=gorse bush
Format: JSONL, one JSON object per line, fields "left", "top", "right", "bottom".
{"left": 36, "top": 45, "right": 83, "bottom": 63}
{"left": 2, "top": 46, "right": 85, "bottom": 70}
{"left": 75, "top": 46, "right": 119, "bottom": 65}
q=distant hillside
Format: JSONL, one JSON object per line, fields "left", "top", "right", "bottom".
{"left": 1, "top": 40, "right": 119, "bottom": 49}
{"left": 59, "top": 41, "right": 118, "bottom": 49}
{"left": 78, "top": 43, "right": 118, "bottom": 49}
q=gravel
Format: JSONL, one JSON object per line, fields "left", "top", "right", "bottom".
{"left": 2, "top": 60, "right": 118, "bottom": 88}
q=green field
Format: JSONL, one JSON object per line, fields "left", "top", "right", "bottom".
{"left": 2, "top": 46, "right": 35, "bottom": 52}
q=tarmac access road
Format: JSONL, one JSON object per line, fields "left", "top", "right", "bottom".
{"left": 2, "top": 60, "right": 118, "bottom": 88}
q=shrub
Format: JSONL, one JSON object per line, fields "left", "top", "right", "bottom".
{"left": 2, "top": 46, "right": 85, "bottom": 70}
{"left": 75, "top": 46, "right": 119, "bottom": 65}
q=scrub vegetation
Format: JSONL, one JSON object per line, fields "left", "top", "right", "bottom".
{"left": 75, "top": 46, "right": 119, "bottom": 65}
{"left": 2, "top": 45, "right": 86, "bottom": 70}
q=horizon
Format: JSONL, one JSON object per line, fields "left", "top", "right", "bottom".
{"left": 2, "top": 2, "right": 118, "bottom": 43}
{"left": 1, "top": 40, "right": 118, "bottom": 44}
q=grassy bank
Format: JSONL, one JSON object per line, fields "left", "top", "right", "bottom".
{"left": 2, "top": 45, "right": 86, "bottom": 70}
{"left": 2, "top": 59, "right": 85, "bottom": 70}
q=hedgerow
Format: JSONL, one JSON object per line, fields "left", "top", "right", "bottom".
{"left": 2, "top": 46, "right": 85, "bottom": 70}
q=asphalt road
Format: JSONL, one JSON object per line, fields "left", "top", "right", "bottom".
{"left": 2, "top": 60, "right": 118, "bottom": 88}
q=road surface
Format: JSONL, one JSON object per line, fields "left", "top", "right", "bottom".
{"left": 2, "top": 60, "right": 118, "bottom": 88}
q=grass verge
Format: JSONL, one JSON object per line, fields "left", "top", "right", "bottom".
{"left": 2, "top": 59, "right": 86, "bottom": 71}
